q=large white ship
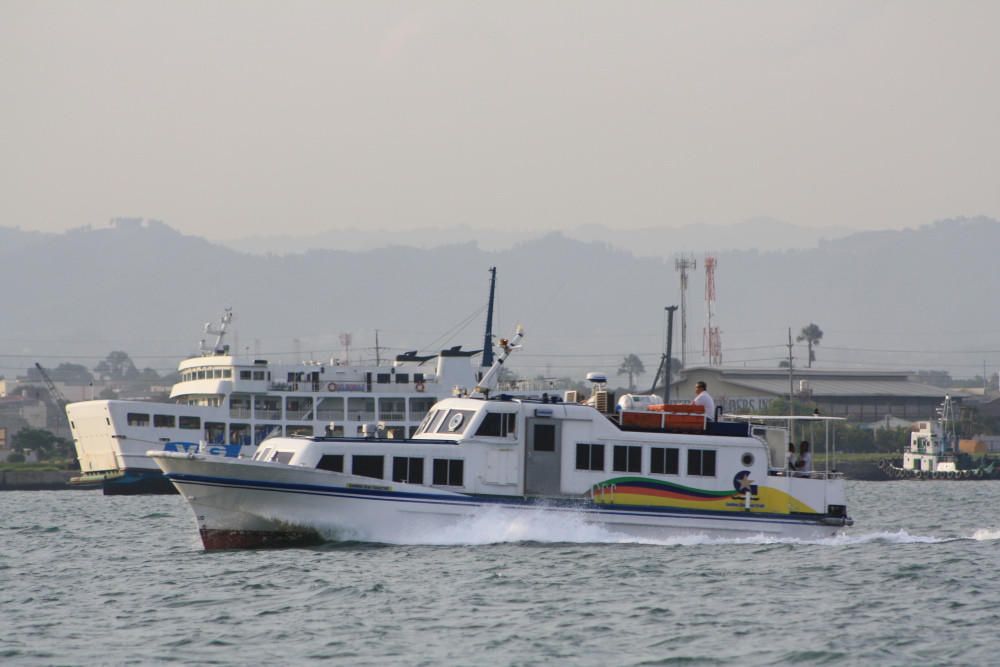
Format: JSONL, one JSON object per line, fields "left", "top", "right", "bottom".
{"left": 68, "top": 270, "right": 556, "bottom": 494}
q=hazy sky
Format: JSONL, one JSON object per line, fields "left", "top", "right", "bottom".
{"left": 2, "top": 1, "right": 998, "bottom": 240}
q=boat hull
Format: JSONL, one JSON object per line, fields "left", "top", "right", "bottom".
{"left": 154, "top": 453, "right": 848, "bottom": 550}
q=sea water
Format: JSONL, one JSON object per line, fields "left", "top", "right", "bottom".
{"left": 2, "top": 481, "right": 999, "bottom": 667}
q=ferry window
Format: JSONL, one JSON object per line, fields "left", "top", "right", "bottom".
{"left": 396, "top": 373, "right": 409, "bottom": 384}
{"left": 154, "top": 414, "right": 176, "bottom": 428}
{"left": 352, "top": 455, "right": 384, "bottom": 480}
{"left": 476, "top": 412, "right": 518, "bottom": 437}
{"left": 393, "top": 457, "right": 424, "bottom": 484}
{"left": 252, "top": 371, "right": 265, "bottom": 381}
{"left": 230, "top": 424, "right": 250, "bottom": 446}
{"left": 613, "top": 445, "right": 642, "bottom": 473}
{"left": 287, "top": 425, "right": 313, "bottom": 437}
{"left": 414, "top": 373, "right": 425, "bottom": 383}
{"left": 432, "top": 459, "right": 464, "bottom": 486}
{"left": 179, "top": 416, "right": 201, "bottom": 430}
{"left": 532, "top": 423, "right": 555, "bottom": 451}
{"left": 317, "top": 455, "right": 344, "bottom": 472}
{"left": 197, "top": 371, "right": 206, "bottom": 380}
{"left": 205, "top": 422, "right": 225, "bottom": 444}
{"left": 437, "top": 410, "right": 476, "bottom": 434}
{"left": 324, "top": 424, "right": 344, "bottom": 437}
{"left": 650, "top": 447, "right": 679, "bottom": 475}
{"left": 377, "top": 373, "right": 391, "bottom": 384}
{"left": 687, "top": 449, "right": 717, "bottom": 477}
{"left": 379, "top": 398, "right": 406, "bottom": 421}
{"left": 127, "top": 413, "right": 150, "bottom": 427}
{"left": 223, "top": 369, "right": 232, "bottom": 379}
{"left": 576, "top": 443, "right": 605, "bottom": 471}
{"left": 241, "top": 371, "right": 252, "bottom": 380}
{"left": 410, "top": 397, "right": 437, "bottom": 421}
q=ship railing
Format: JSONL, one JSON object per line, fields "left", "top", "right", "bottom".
{"left": 348, "top": 411, "right": 377, "bottom": 421}
{"left": 285, "top": 410, "right": 314, "bottom": 421}
{"left": 254, "top": 410, "right": 282, "bottom": 420}
{"left": 768, "top": 468, "right": 845, "bottom": 480}
{"left": 377, "top": 412, "right": 406, "bottom": 422}
{"left": 317, "top": 409, "right": 345, "bottom": 421}
{"left": 229, "top": 409, "right": 252, "bottom": 419}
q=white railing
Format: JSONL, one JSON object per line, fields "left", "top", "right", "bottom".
{"left": 316, "top": 410, "right": 345, "bottom": 421}
{"left": 348, "top": 411, "right": 376, "bottom": 421}
{"left": 229, "top": 409, "right": 252, "bottom": 419}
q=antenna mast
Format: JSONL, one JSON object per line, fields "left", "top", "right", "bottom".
{"left": 481, "top": 267, "right": 497, "bottom": 367}
{"left": 674, "top": 256, "right": 696, "bottom": 368}
{"left": 703, "top": 256, "right": 722, "bottom": 366}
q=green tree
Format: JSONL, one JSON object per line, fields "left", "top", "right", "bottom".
{"left": 796, "top": 324, "right": 823, "bottom": 368}
{"left": 617, "top": 354, "right": 646, "bottom": 392}
{"left": 11, "top": 427, "right": 74, "bottom": 461}
{"left": 94, "top": 351, "right": 138, "bottom": 381}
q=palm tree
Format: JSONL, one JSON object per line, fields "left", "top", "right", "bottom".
{"left": 617, "top": 354, "right": 645, "bottom": 391}
{"left": 796, "top": 324, "right": 823, "bottom": 368}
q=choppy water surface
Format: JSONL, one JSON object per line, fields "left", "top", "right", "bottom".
{"left": 2, "top": 481, "right": 999, "bottom": 666}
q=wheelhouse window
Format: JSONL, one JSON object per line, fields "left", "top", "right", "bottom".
{"left": 432, "top": 458, "right": 464, "bottom": 486}
{"left": 575, "top": 443, "right": 605, "bottom": 471}
{"left": 613, "top": 445, "right": 642, "bottom": 473}
{"left": 687, "top": 449, "right": 717, "bottom": 477}
{"left": 316, "top": 454, "right": 344, "bottom": 472}
{"left": 475, "top": 412, "right": 517, "bottom": 437}
{"left": 395, "top": 373, "right": 409, "bottom": 384}
{"left": 127, "top": 413, "right": 149, "bottom": 427}
{"left": 437, "top": 410, "right": 476, "bottom": 435}
{"left": 272, "top": 451, "right": 294, "bottom": 464}
{"left": 352, "top": 455, "right": 384, "bottom": 480}
{"left": 240, "top": 371, "right": 252, "bottom": 380}
{"left": 393, "top": 457, "right": 424, "bottom": 484}
{"left": 153, "top": 414, "right": 175, "bottom": 428}
{"left": 650, "top": 447, "right": 679, "bottom": 475}
{"left": 179, "top": 416, "right": 201, "bottom": 430}
{"left": 377, "top": 373, "right": 391, "bottom": 384}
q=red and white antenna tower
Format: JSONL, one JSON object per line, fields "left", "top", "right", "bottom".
{"left": 703, "top": 256, "right": 722, "bottom": 366}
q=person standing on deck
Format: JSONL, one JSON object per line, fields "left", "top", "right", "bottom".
{"left": 691, "top": 381, "right": 715, "bottom": 420}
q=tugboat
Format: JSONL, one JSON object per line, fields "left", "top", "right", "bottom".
{"left": 878, "top": 396, "right": 998, "bottom": 480}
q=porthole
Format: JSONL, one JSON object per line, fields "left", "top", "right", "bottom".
{"left": 741, "top": 453, "right": 754, "bottom": 467}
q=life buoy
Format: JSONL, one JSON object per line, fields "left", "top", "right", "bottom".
{"left": 962, "top": 470, "right": 972, "bottom": 479}
{"left": 975, "top": 469, "right": 985, "bottom": 479}
{"left": 878, "top": 458, "right": 887, "bottom": 469}
{"left": 415, "top": 382, "right": 425, "bottom": 393}
{"left": 327, "top": 382, "right": 338, "bottom": 392}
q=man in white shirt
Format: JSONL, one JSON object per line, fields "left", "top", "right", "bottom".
{"left": 691, "top": 381, "right": 715, "bottom": 420}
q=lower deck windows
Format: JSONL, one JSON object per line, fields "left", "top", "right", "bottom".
{"left": 316, "top": 454, "right": 344, "bottom": 472}
{"left": 432, "top": 458, "right": 464, "bottom": 486}
{"left": 613, "top": 445, "right": 642, "bottom": 473}
{"left": 650, "top": 447, "right": 679, "bottom": 475}
{"left": 352, "top": 455, "right": 385, "bottom": 480}
{"left": 687, "top": 449, "right": 717, "bottom": 477}
{"left": 393, "top": 457, "right": 424, "bottom": 484}
{"left": 575, "top": 443, "right": 605, "bottom": 471}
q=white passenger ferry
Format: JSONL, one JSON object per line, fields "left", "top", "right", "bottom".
{"left": 70, "top": 276, "right": 553, "bottom": 494}
{"left": 151, "top": 327, "right": 853, "bottom": 550}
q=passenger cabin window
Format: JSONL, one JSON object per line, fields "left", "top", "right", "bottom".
{"left": 316, "top": 455, "right": 344, "bottom": 472}
{"left": 476, "top": 412, "right": 517, "bottom": 437}
{"left": 377, "top": 373, "right": 391, "bottom": 384}
{"left": 575, "top": 443, "right": 605, "bottom": 471}
{"left": 154, "top": 415, "right": 176, "bottom": 428}
{"left": 437, "top": 410, "right": 476, "bottom": 434}
{"left": 240, "top": 371, "right": 252, "bottom": 380}
{"left": 432, "top": 459, "right": 464, "bottom": 486}
{"left": 252, "top": 371, "right": 265, "bottom": 381}
{"left": 687, "top": 449, "right": 717, "bottom": 477}
{"left": 393, "top": 457, "right": 424, "bottom": 484}
{"left": 179, "top": 416, "right": 201, "bottom": 430}
{"left": 127, "top": 413, "right": 149, "bottom": 427}
{"left": 613, "top": 445, "right": 642, "bottom": 473}
{"left": 650, "top": 447, "right": 679, "bottom": 475}
{"left": 352, "top": 455, "right": 385, "bottom": 480}
{"left": 395, "top": 373, "right": 409, "bottom": 384}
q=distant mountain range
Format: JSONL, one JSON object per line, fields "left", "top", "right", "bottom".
{"left": 211, "top": 216, "right": 856, "bottom": 257}
{"left": 1, "top": 216, "right": 997, "bottom": 386}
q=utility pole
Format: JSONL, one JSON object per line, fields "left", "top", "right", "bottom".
{"left": 787, "top": 328, "right": 795, "bottom": 442}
